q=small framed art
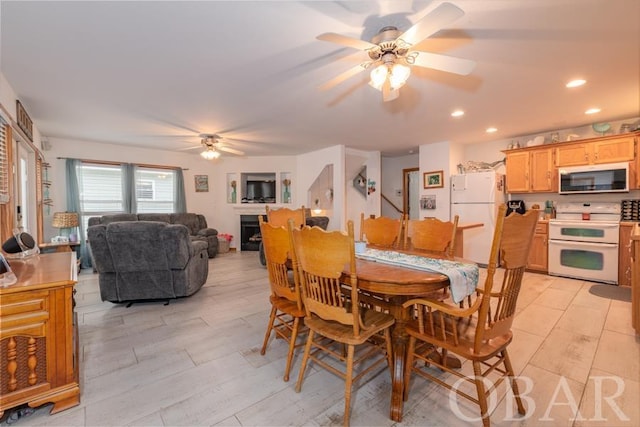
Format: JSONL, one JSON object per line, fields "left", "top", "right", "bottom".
{"left": 423, "top": 170, "right": 444, "bottom": 189}
{"left": 194, "top": 175, "right": 209, "bottom": 192}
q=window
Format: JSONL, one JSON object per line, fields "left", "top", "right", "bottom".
{"left": 75, "top": 163, "right": 179, "bottom": 229}
{"left": 135, "top": 168, "right": 176, "bottom": 213}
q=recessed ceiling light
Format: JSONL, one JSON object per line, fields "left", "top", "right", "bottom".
{"left": 486, "top": 127, "right": 498, "bottom": 133}
{"left": 585, "top": 108, "right": 601, "bottom": 115}
{"left": 451, "top": 110, "right": 465, "bottom": 117}
{"left": 566, "top": 79, "right": 586, "bottom": 88}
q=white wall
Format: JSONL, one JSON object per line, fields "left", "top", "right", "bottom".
{"left": 296, "top": 145, "right": 345, "bottom": 231}
{"left": 380, "top": 154, "right": 418, "bottom": 219}
{"left": 419, "top": 141, "right": 453, "bottom": 221}
{"left": 345, "top": 148, "right": 380, "bottom": 237}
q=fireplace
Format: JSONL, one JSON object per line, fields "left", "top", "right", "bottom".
{"left": 240, "top": 215, "right": 264, "bottom": 251}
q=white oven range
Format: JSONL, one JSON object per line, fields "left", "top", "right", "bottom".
{"left": 548, "top": 202, "right": 621, "bottom": 284}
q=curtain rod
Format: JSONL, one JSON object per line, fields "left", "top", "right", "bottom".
{"left": 56, "top": 157, "right": 188, "bottom": 171}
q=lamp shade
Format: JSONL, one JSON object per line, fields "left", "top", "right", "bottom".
{"left": 52, "top": 212, "right": 79, "bottom": 228}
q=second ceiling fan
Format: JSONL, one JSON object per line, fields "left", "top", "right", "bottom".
{"left": 198, "top": 134, "right": 245, "bottom": 160}
{"left": 318, "top": 2, "right": 476, "bottom": 102}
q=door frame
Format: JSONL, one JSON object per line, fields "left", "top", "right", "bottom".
{"left": 402, "top": 167, "right": 419, "bottom": 218}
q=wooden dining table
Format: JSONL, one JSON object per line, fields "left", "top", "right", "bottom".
{"left": 342, "top": 249, "right": 465, "bottom": 422}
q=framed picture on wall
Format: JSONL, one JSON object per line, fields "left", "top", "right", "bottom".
{"left": 423, "top": 170, "right": 444, "bottom": 189}
{"left": 194, "top": 175, "right": 209, "bottom": 192}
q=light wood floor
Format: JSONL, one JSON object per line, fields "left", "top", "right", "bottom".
{"left": 2, "top": 251, "right": 638, "bottom": 426}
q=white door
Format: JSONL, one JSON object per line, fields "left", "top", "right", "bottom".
{"left": 16, "top": 141, "right": 36, "bottom": 235}
{"left": 451, "top": 202, "right": 497, "bottom": 265}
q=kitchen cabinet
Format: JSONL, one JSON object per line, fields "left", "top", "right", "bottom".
{"left": 555, "top": 135, "right": 635, "bottom": 167}
{"left": 527, "top": 220, "right": 548, "bottom": 272}
{"left": 505, "top": 147, "right": 556, "bottom": 193}
{"left": 0, "top": 252, "right": 80, "bottom": 417}
{"left": 619, "top": 222, "right": 634, "bottom": 287}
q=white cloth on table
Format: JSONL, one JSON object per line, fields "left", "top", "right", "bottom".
{"left": 356, "top": 248, "right": 479, "bottom": 303}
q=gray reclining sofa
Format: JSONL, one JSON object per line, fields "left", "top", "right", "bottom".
{"left": 88, "top": 212, "right": 219, "bottom": 257}
{"left": 88, "top": 221, "right": 209, "bottom": 303}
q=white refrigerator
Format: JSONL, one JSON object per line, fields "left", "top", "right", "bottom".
{"left": 450, "top": 171, "right": 505, "bottom": 265}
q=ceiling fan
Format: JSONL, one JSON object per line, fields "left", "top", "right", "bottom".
{"left": 196, "top": 134, "right": 245, "bottom": 160}
{"left": 317, "top": 2, "right": 476, "bottom": 102}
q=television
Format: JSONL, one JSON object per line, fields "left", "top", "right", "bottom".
{"left": 244, "top": 180, "right": 276, "bottom": 203}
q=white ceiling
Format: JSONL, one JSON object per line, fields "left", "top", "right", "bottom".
{"left": 1, "top": 0, "right": 639, "bottom": 157}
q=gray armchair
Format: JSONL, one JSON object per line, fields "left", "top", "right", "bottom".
{"left": 88, "top": 221, "right": 209, "bottom": 303}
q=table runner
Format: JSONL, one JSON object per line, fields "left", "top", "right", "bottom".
{"left": 356, "top": 248, "right": 479, "bottom": 303}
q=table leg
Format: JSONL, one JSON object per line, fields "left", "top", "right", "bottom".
{"left": 389, "top": 296, "right": 409, "bottom": 422}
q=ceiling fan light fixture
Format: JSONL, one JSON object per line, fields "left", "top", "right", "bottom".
{"left": 389, "top": 63, "right": 410, "bottom": 90}
{"left": 369, "top": 64, "right": 388, "bottom": 90}
{"left": 201, "top": 147, "right": 220, "bottom": 160}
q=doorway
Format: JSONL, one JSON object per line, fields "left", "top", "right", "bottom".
{"left": 16, "top": 140, "right": 36, "bottom": 234}
{"left": 403, "top": 168, "right": 420, "bottom": 219}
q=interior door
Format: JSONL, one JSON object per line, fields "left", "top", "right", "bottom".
{"left": 403, "top": 168, "right": 420, "bottom": 219}
{"left": 16, "top": 141, "right": 36, "bottom": 235}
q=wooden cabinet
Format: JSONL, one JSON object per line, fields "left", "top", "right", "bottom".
{"left": 0, "top": 252, "right": 79, "bottom": 418}
{"left": 527, "top": 220, "right": 548, "bottom": 272}
{"left": 555, "top": 135, "right": 635, "bottom": 166}
{"left": 505, "top": 147, "right": 556, "bottom": 193}
{"left": 619, "top": 222, "right": 634, "bottom": 287}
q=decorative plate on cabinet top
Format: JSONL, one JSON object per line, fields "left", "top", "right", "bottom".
{"left": 592, "top": 122, "right": 611, "bottom": 135}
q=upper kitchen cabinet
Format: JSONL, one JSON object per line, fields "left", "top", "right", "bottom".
{"left": 555, "top": 135, "right": 636, "bottom": 167}
{"left": 505, "top": 147, "right": 556, "bottom": 193}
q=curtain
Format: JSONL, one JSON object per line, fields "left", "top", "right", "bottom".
{"left": 65, "top": 159, "right": 91, "bottom": 267}
{"left": 123, "top": 163, "right": 137, "bottom": 214}
{"left": 175, "top": 168, "right": 187, "bottom": 213}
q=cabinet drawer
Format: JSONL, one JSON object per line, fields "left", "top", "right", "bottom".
{"left": 535, "top": 222, "right": 548, "bottom": 234}
{"left": 0, "top": 290, "right": 50, "bottom": 337}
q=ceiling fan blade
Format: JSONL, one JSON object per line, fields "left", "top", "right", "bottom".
{"left": 412, "top": 51, "right": 476, "bottom": 75}
{"left": 319, "top": 63, "right": 367, "bottom": 90}
{"left": 217, "top": 146, "right": 245, "bottom": 156}
{"left": 317, "top": 32, "right": 377, "bottom": 51}
{"left": 178, "top": 145, "right": 203, "bottom": 151}
{"left": 381, "top": 79, "right": 399, "bottom": 102}
{"left": 397, "top": 2, "right": 465, "bottom": 46}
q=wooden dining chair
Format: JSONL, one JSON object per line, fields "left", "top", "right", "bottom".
{"left": 258, "top": 216, "right": 305, "bottom": 382}
{"left": 265, "top": 205, "right": 306, "bottom": 228}
{"left": 359, "top": 213, "right": 404, "bottom": 248}
{"left": 290, "top": 220, "right": 395, "bottom": 427}
{"left": 404, "top": 215, "right": 459, "bottom": 255}
{"left": 401, "top": 205, "right": 538, "bottom": 427}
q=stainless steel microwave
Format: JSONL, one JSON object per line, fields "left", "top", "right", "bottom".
{"left": 558, "top": 162, "right": 629, "bottom": 194}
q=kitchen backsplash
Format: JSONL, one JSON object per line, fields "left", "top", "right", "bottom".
{"left": 508, "top": 190, "right": 640, "bottom": 217}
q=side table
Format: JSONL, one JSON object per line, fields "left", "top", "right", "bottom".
{"left": 38, "top": 242, "right": 81, "bottom": 272}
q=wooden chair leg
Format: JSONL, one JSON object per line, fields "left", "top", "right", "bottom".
{"left": 384, "top": 329, "right": 393, "bottom": 378}
{"left": 472, "top": 361, "right": 491, "bottom": 427}
{"left": 503, "top": 350, "right": 526, "bottom": 415}
{"left": 283, "top": 317, "right": 301, "bottom": 382}
{"left": 295, "top": 330, "right": 314, "bottom": 393}
{"left": 260, "top": 306, "right": 277, "bottom": 355}
{"left": 343, "top": 344, "right": 355, "bottom": 427}
{"left": 403, "top": 336, "right": 416, "bottom": 402}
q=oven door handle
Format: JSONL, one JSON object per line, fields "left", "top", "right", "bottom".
{"left": 548, "top": 239, "right": 618, "bottom": 248}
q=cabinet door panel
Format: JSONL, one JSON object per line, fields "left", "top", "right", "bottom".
{"left": 556, "top": 144, "right": 589, "bottom": 166}
{"left": 530, "top": 149, "right": 556, "bottom": 192}
{"left": 505, "top": 152, "right": 530, "bottom": 193}
{"left": 593, "top": 136, "right": 635, "bottom": 164}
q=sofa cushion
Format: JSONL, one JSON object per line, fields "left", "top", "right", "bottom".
{"left": 138, "top": 213, "right": 171, "bottom": 223}
{"left": 170, "top": 213, "right": 201, "bottom": 235}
